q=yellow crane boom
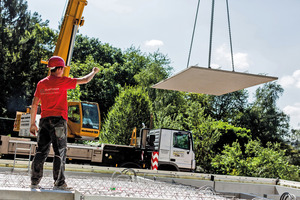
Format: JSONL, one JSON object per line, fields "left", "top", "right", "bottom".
{"left": 54, "top": 0, "right": 87, "bottom": 77}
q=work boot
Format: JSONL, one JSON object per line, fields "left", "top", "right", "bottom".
{"left": 30, "top": 184, "right": 41, "bottom": 189}
{"left": 53, "top": 182, "right": 70, "bottom": 190}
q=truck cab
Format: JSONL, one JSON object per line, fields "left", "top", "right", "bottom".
{"left": 146, "top": 128, "right": 196, "bottom": 172}
{"left": 67, "top": 101, "right": 100, "bottom": 141}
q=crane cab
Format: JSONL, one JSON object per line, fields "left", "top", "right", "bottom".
{"left": 67, "top": 101, "right": 100, "bottom": 141}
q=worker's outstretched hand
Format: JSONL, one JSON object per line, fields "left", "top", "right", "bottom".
{"left": 30, "top": 124, "right": 38, "bottom": 136}
{"left": 93, "top": 67, "right": 100, "bottom": 74}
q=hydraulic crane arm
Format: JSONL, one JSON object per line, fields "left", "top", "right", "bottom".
{"left": 54, "top": 0, "right": 88, "bottom": 77}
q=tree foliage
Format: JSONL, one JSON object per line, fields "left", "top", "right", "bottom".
{"left": 212, "top": 140, "right": 300, "bottom": 181}
{"left": 0, "top": 0, "right": 55, "bottom": 117}
{"left": 209, "top": 90, "right": 249, "bottom": 122}
{"left": 73, "top": 35, "right": 124, "bottom": 65}
{"left": 101, "top": 86, "right": 151, "bottom": 145}
{"left": 236, "top": 82, "right": 289, "bottom": 145}
{"left": 183, "top": 100, "right": 251, "bottom": 172}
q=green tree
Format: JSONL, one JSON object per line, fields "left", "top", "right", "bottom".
{"left": 70, "top": 56, "right": 136, "bottom": 119}
{"left": 290, "top": 129, "right": 300, "bottom": 150}
{"left": 185, "top": 93, "right": 213, "bottom": 117}
{"left": 101, "top": 86, "right": 152, "bottom": 145}
{"left": 236, "top": 82, "right": 289, "bottom": 145}
{"left": 212, "top": 140, "right": 300, "bottom": 181}
{"left": 152, "top": 90, "right": 187, "bottom": 130}
{"left": 133, "top": 50, "right": 172, "bottom": 88}
{"left": 73, "top": 35, "right": 124, "bottom": 65}
{"left": 184, "top": 100, "right": 250, "bottom": 172}
{"left": 67, "top": 85, "right": 82, "bottom": 101}
{"left": 287, "top": 129, "right": 300, "bottom": 166}
{"left": 210, "top": 90, "right": 249, "bottom": 123}
{"left": 0, "top": 0, "right": 55, "bottom": 117}
{"left": 212, "top": 142, "right": 246, "bottom": 176}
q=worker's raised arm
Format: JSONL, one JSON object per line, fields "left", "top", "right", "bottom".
{"left": 30, "top": 96, "right": 40, "bottom": 136}
{"left": 76, "top": 67, "right": 100, "bottom": 85}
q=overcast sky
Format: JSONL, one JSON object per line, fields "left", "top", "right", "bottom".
{"left": 27, "top": 0, "right": 300, "bottom": 129}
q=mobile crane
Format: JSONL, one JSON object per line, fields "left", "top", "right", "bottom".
{"left": 0, "top": 0, "right": 196, "bottom": 172}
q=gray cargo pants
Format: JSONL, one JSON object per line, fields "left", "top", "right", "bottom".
{"left": 31, "top": 116, "right": 67, "bottom": 186}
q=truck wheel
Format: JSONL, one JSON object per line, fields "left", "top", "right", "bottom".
{"left": 67, "top": 138, "right": 75, "bottom": 143}
{"left": 120, "top": 162, "right": 141, "bottom": 169}
{"left": 158, "top": 165, "right": 179, "bottom": 171}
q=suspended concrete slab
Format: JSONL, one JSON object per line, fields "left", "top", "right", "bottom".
{"left": 152, "top": 66, "right": 278, "bottom": 96}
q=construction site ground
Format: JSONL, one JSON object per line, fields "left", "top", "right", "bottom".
{"left": 0, "top": 159, "right": 299, "bottom": 200}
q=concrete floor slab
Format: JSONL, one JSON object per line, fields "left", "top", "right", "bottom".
{"left": 152, "top": 66, "right": 277, "bottom": 95}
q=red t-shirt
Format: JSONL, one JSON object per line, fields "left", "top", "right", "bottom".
{"left": 34, "top": 75, "right": 77, "bottom": 120}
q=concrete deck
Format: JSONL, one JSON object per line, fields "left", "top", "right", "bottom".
{"left": 0, "top": 159, "right": 299, "bottom": 200}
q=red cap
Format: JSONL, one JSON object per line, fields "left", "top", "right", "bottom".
{"left": 47, "top": 56, "right": 66, "bottom": 69}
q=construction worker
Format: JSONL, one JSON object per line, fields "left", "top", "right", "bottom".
{"left": 29, "top": 56, "right": 99, "bottom": 189}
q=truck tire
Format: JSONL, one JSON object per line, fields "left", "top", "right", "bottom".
{"left": 158, "top": 164, "right": 179, "bottom": 171}
{"left": 120, "top": 162, "right": 141, "bottom": 169}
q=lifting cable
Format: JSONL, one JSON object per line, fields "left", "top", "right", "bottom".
{"left": 207, "top": 0, "right": 215, "bottom": 68}
{"left": 226, "top": 0, "right": 235, "bottom": 71}
{"left": 187, "top": 0, "right": 235, "bottom": 72}
{"left": 186, "top": 0, "right": 201, "bottom": 68}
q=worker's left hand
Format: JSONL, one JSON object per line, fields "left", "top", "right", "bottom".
{"left": 93, "top": 67, "right": 100, "bottom": 74}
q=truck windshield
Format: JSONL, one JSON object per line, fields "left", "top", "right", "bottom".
{"left": 82, "top": 103, "right": 99, "bottom": 129}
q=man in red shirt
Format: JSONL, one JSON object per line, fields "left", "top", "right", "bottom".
{"left": 29, "top": 56, "right": 99, "bottom": 190}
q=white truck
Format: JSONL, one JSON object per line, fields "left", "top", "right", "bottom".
{"left": 0, "top": 128, "right": 196, "bottom": 172}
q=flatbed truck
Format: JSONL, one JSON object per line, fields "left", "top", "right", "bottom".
{"left": 0, "top": 128, "right": 196, "bottom": 172}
